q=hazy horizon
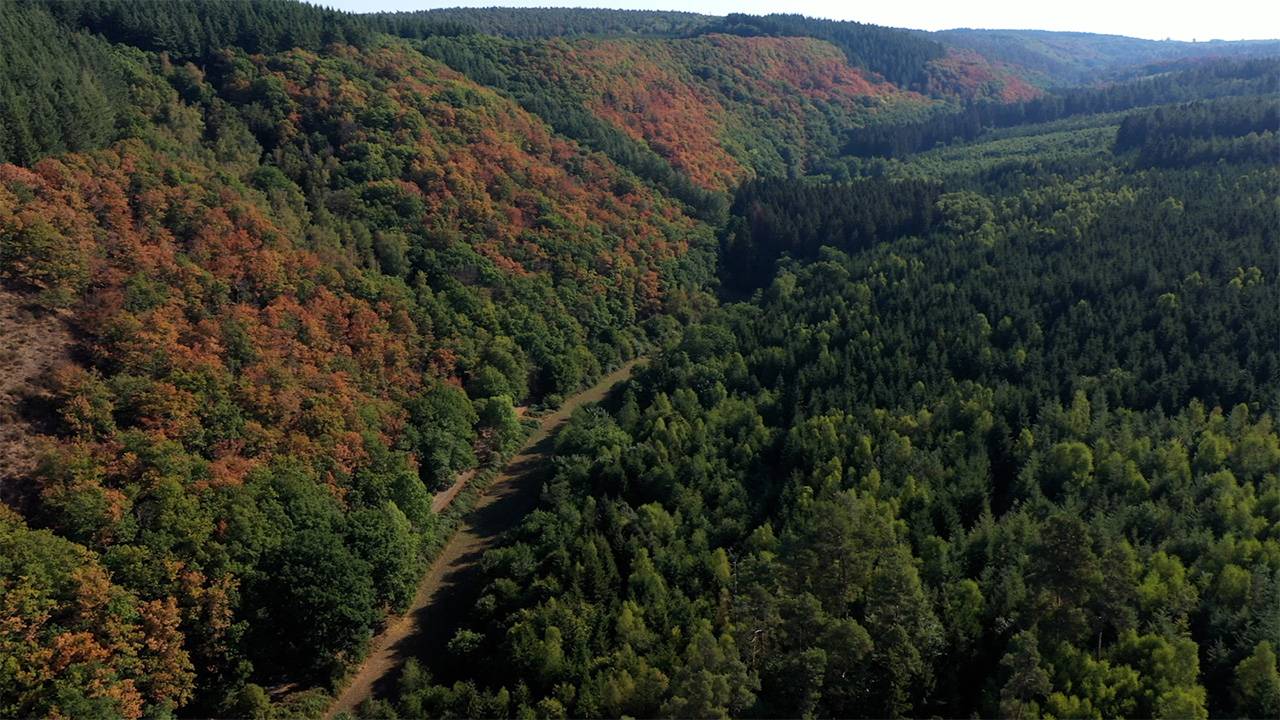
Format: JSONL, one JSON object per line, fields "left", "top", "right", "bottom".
{"left": 313, "top": 1, "right": 1280, "bottom": 42}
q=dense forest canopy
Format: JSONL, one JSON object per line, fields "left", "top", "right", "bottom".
{"left": 365, "top": 7, "right": 712, "bottom": 40}
{"left": 0, "top": 2, "right": 1276, "bottom": 719}
{"left": 0, "top": 2, "right": 140, "bottom": 165}
{"left": 36, "top": 0, "right": 373, "bottom": 61}
{"left": 368, "top": 96, "right": 1280, "bottom": 719}
{"left": 704, "top": 13, "right": 947, "bottom": 89}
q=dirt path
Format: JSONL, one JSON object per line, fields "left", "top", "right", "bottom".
{"left": 429, "top": 467, "right": 476, "bottom": 514}
{"left": 428, "top": 405, "right": 532, "bottom": 513}
{"left": 326, "top": 359, "right": 642, "bottom": 718}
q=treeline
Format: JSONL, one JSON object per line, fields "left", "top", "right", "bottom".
{"left": 704, "top": 13, "right": 946, "bottom": 89}
{"left": 369, "top": 7, "right": 711, "bottom": 40}
{"left": 1116, "top": 94, "right": 1280, "bottom": 167}
{"left": 365, "top": 140, "right": 1280, "bottom": 720}
{"left": 720, "top": 177, "right": 940, "bottom": 292}
{"left": 34, "top": 0, "right": 371, "bottom": 62}
{"left": 847, "top": 57, "right": 1280, "bottom": 157}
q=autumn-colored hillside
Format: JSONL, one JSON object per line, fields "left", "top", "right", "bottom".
{"left": 0, "top": 31, "right": 711, "bottom": 717}
{"left": 413, "top": 33, "right": 1044, "bottom": 193}
{"left": 412, "top": 32, "right": 940, "bottom": 193}
{"left": 217, "top": 43, "right": 702, "bottom": 316}
{"left": 524, "top": 34, "right": 935, "bottom": 189}
{"left": 924, "top": 48, "right": 1045, "bottom": 103}
{"left": 576, "top": 35, "right": 934, "bottom": 188}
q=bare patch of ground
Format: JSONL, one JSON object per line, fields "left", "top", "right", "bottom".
{"left": 0, "top": 288, "right": 74, "bottom": 505}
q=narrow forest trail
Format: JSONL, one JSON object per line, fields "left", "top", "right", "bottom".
{"left": 326, "top": 359, "right": 643, "bottom": 719}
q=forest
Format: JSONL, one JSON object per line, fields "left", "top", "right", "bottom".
{"left": 843, "top": 58, "right": 1280, "bottom": 158}
{"left": 0, "top": 2, "right": 1276, "bottom": 719}
{"left": 359, "top": 92, "right": 1280, "bottom": 720}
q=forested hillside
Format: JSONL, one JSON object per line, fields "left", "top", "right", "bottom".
{"left": 415, "top": 33, "right": 934, "bottom": 191}
{"left": 0, "top": 2, "right": 142, "bottom": 165}
{"left": 0, "top": 2, "right": 710, "bottom": 716}
{"left": 0, "top": 2, "right": 1276, "bottom": 719}
{"left": 374, "top": 8, "right": 1279, "bottom": 95}
{"left": 39, "top": 0, "right": 372, "bottom": 61}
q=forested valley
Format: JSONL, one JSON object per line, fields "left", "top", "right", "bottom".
{"left": 0, "top": 2, "right": 1276, "bottom": 719}
{"left": 366, "top": 91, "right": 1280, "bottom": 720}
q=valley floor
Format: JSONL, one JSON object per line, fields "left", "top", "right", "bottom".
{"left": 326, "top": 360, "right": 643, "bottom": 718}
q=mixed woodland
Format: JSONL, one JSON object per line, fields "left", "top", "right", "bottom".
{"left": 0, "top": 2, "right": 1276, "bottom": 719}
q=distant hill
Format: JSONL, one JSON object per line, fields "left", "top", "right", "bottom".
{"left": 366, "top": 9, "right": 1279, "bottom": 90}
{"left": 935, "top": 28, "right": 1280, "bottom": 85}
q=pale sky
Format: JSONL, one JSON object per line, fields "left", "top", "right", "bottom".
{"left": 319, "top": 0, "right": 1279, "bottom": 42}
